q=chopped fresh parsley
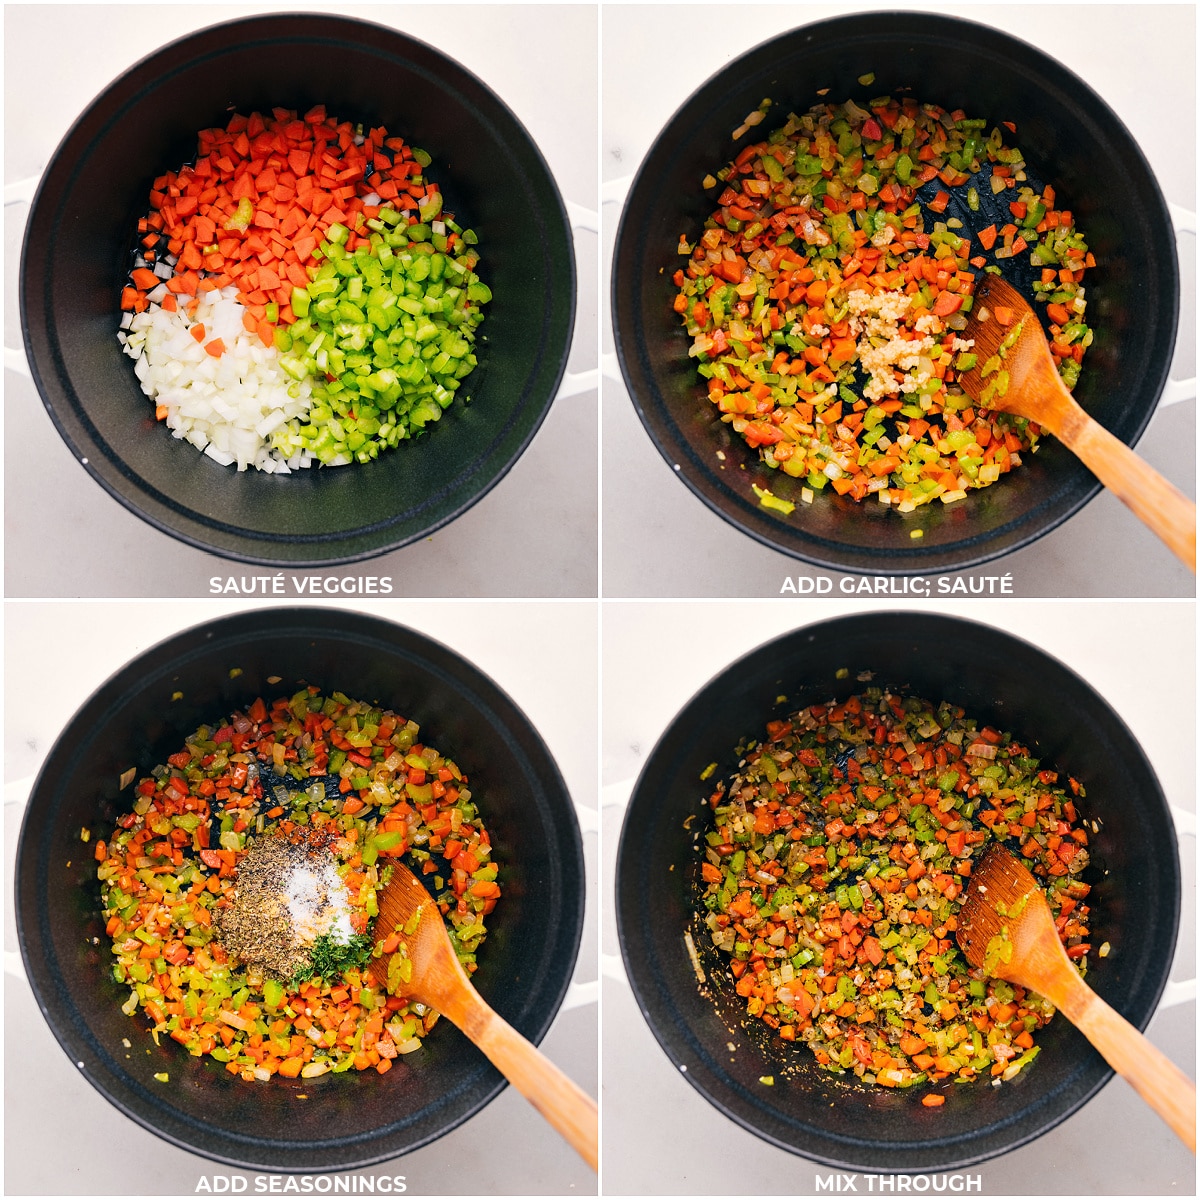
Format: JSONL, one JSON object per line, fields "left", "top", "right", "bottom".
{"left": 292, "top": 931, "right": 374, "bottom": 985}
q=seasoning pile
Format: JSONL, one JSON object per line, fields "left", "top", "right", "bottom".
{"left": 95, "top": 687, "right": 501, "bottom": 1081}
{"left": 674, "top": 94, "right": 1093, "bottom": 512}
{"left": 697, "top": 690, "right": 1094, "bottom": 1093}
{"left": 118, "top": 107, "right": 490, "bottom": 472}
{"left": 216, "top": 829, "right": 358, "bottom": 981}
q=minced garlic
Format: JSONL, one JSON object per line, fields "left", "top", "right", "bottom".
{"left": 844, "top": 289, "right": 939, "bottom": 401}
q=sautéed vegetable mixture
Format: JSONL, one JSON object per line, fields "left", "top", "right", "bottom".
{"left": 674, "top": 95, "right": 1093, "bottom": 512}
{"left": 697, "top": 690, "right": 1095, "bottom": 1093}
{"left": 94, "top": 688, "right": 500, "bottom": 1081}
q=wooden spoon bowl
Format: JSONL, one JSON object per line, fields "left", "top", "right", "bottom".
{"left": 367, "top": 861, "right": 598, "bottom": 1169}
{"left": 959, "top": 274, "right": 1195, "bottom": 569}
{"left": 957, "top": 843, "right": 1195, "bottom": 1150}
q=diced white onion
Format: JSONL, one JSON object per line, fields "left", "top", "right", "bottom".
{"left": 119, "top": 286, "right": 314, "bottom": 472}
{"left": 966, "top": 741, "right": 998, "bottom": 759}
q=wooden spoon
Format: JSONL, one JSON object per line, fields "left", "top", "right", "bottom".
{"left": 958, "top": 273, "right": 1195, "bottom": 570}
{"left": 366, "top": 862, "right": 598, "bottom": 1170}
{"left": 957, "top": 843, "right": 1195, "bottom": 1150}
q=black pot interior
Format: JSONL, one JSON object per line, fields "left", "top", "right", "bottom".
{"left": 21, "top": 14, "right": 575, "bottom": 566}
{"left": 16, "top": 608, "right": 584, "bottom": 1171}
{"left": 616, "top": 612, "right": 1179, "bottom": 1171}
{"left": 613, "top": 13, "right": 1178, "bottom": 573}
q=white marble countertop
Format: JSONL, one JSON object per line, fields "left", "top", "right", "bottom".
{"left": 4, "top": 4, "right": 598, "bottom": 598}
{"left": 4, "top": 599, "right": 598, "bottom": 1195}
{"left": 602, "top": 598, "right": 1195, "bottom": 1194}
{"left": 601, "top": 3, "right": 1196, "bottom": 597}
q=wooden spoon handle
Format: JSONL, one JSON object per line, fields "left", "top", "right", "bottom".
{"left": 1057, "top": 408, "right": 1196, "bottom": 570}
{"left": 1071, "top": 990, "right": 1196, "bottom": 1151}
{"left": 464, "top": 997, "right": 599, "bottom": 1170}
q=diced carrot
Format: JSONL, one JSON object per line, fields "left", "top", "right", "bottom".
{"left": 932, "top": 291, "right": 962, "bottom": 317}
{"left": 829, "top": 337, "right": 857, "bottom": 364}
{"left": 179, "top": 241, "right": 203, "bottom": 270}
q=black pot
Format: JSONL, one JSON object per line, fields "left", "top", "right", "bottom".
{"left": 20, "top": 13, "right": 575, "bottom": 566}
{"left": 615, "top": 612, "right": 1179, "bottom": 1171}
{"left": 612, "top": 13, "right": 1179, "bottom": 574}
{"left": 15, "top": 608, "right": 585, "bottom": 1172}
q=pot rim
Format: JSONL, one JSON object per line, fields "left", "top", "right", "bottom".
{"left": 15, "top": 606, "right": 586, "bottom": 1172}
{"left": 615, "top": 609, "right": 1181, "bottom": 1171}
{"left": 612, "top": 9, "right": 1180, "bottom": 575}
{"left": 19, "top": 11, "right": 577, "bottom": 568}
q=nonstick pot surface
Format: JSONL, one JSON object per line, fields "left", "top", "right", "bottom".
{"left": 21, "top": 14, "right": 575, "bottom": 567}
{"left": 612, "top": 13, "right": 1179, "bottom": 574}
{"left": 16, "top": 608, "right": 585, "bottom": 1172}
{"left": 616, "top": 612, "right": 1179, "bottom": 1172}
